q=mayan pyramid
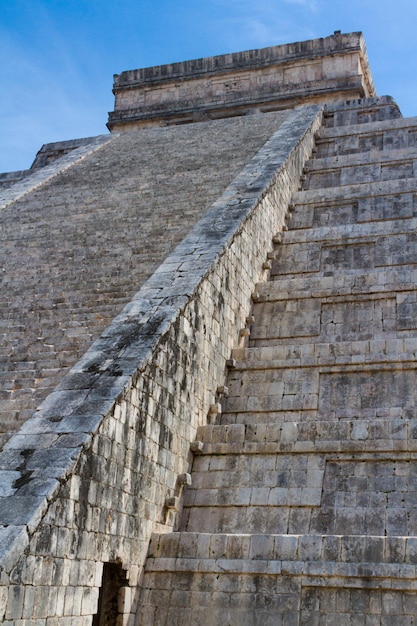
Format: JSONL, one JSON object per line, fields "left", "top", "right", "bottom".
{"left": 1, "top": 31, "right": 417, "bottom": 625}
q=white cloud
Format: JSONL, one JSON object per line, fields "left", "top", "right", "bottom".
{"left": 283, "top": 0, "right": 320, "bottom": 11}
{"left": 207, "top": 0, "right": 319, "bottom": 51}
{"left": 231, "top": 16, "right": 316, "bottom": 48}
{"left": 211, "top": 0, "right": 320, "bottom": 11}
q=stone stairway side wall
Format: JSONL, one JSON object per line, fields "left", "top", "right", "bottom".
{"left": 0, "top": 104, "right": 323, "bottom": 625}
{"left": 0, "top": 170, "right": 32, "bottom": 190}
{"left": 0, "top": 135, "right": 116, "bottom": 210}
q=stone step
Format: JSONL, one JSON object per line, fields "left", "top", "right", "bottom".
{"left": 306, "top": 146, "right": 417, "bottom": 172}
{"left": 147, "top": 531, "right": 417, "bottom": 571}
{"left": 271, "top": 233, "right": 417, "bottom": 279}
{"left": 314, "top": 116, "right": 417, "bottom": 158}
{"left": 248, "top": 294, "right": 413, "bottom": 344}
{"left": 180, "top": 452, "right": 417, "bottom": 535}
{"left": 223, "top": 359, "right": 416, "bottom": 417}
{"left": 253, "top": 264, "right": 417, "bottom": 302}
{"left": 252, "top": 265, "right": 417, "bottom": 303}
{"left": 138, "top": 570, "right": 417, "bottom": 625}
{"left": 303, "top": 156, "right": 417, "bottom": 189}
{"left": 276, "top": 215, "right": 417, "bottom": 245}
{"left": 223, "top": 351, "right": 416, "bottom": 421}
{"left": 196, "top": 419, "right": 415, "bottom": 454}
{"left": 292, "top": 176, "right": 417, "bottom": 208}
{"left": 180, "top": 504, "right": 417, "bottom": 536}
{"left": 237, "top": 337, "right": 417, "bottom": 366}
{"left": 289, "top": 190, "right": 416, "bottom": 230}
{"left": 313, "top": 127, "right": 417, "bottom": 158}
{"left": 302, "top": 147, "right": 417, "bottom": 191}
{"left": 219, "top": 411, "right": 410, "bottom": 428}
{"left": 323, "top": 96, "right": 402, "bottom": 128}
{"left": 183, "top": 452, "right": 325, "bottom": 504}
{"left": 138, "top": 530, "right": 417, "bottom": 621}
{"left": 318, "top": 115, "right": 417, "bottom": 140}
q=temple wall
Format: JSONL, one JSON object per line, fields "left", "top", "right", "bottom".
{"left": 108, "top": 32, "right": 374, "bottom": 130}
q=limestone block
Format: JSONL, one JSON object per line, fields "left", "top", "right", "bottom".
{"left": 272, "top": 241, "right": 321, "bottom": 275}
{"left": 321, "top": 240, "right": 376, "bottom": 271}
{"left": 318, "top": 369, "right": 416, "bottom": 418}
{"left": 251, "top": 298, "right": 321, "bottom": 340}
{"left": 397, "top": 292, "right": 417, "bottom": 330}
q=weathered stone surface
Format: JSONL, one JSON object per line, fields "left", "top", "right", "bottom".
{"left": 1, "top": 32, "right": 416, "bottom": 626}
{"left": 0, "top": 101, "right": 321, "bottom": 623}
{"left": 0, "top": 110, "right": 290, "bottom": 440}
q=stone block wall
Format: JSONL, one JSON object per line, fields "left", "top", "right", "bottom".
{"left": 0, "top": 111, "right": 290, "bottom": 446}
{"left": 0, "top": 105, "right": 322, "bottom": 624}
{"left": 108, "top": 32, "right": 373, "bottom": 130}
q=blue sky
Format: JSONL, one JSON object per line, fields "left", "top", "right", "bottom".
{"left": 1, "top": 0, "right": 416, "bottom": 173}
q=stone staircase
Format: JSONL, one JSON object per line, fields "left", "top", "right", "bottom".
{"left": 136, "top": 97, "right": 417, "bottom": 624}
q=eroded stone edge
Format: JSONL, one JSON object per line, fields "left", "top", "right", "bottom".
{"left": 0, "top": 134, "right": 118, "bottom": 211}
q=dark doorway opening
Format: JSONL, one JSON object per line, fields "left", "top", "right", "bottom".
{"left": 93, "top": 562, "right": 128, "bottom": 626}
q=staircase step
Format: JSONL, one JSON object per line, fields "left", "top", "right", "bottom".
{"left": 318, "top": 115, "right": 417, "bottom": 139}
{"left": 223, "top": 364, "right": 416, "bottom": 420}
{"left": 235, "top": 339, "right": 417, "bottom": 367}
{"left": 276, "top": 216, "right": 417, "bottom": 244}
{"left": 293, "top": 176, "right": 417, "bottom": 207}
{"left": 315, "top": 116, "right": 417, "bottom": 158}
{"left": 306, "top": 146, "right": 417, "bottom": 171}
{"left": 323, "top": 96, "right": 402, "bottom": 128}
{"left": 147, "top": 531, "right": 417, "bottom": 570}
{"left": 196, "top": 419, "right": 414, "bottom": 454}
{"left": 303, "top": 148, "right": 417, "bottom": 190}
{"left": 144, "top": 532, "right": 417, "bottom": 589}
{"left": 138, "top": 565, "right": 417, "bottom": 625}
{"left": 271, "top": 233, "right": 417, "bottom": 279}
{"left": 253, "top": 265, "right": 417, "bottom": 301}
{"left": 249, "top": 296, "right": 414, "bottom": 344}
{"left": 290, "top": 191, "right": 416, "bottom": 230}
{"left": 180, "top": 454, "right": 417, "bottom": 535}
{"left": 180, "top": 503, "right": 415, "bottom": 536}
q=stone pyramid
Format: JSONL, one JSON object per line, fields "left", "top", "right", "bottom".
{"left": 1, "top": 32, "right": 417, "bottom": 625}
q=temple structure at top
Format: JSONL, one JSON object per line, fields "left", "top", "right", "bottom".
{"left": 108, "top": 31, "right": 375, "bottom": 130}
